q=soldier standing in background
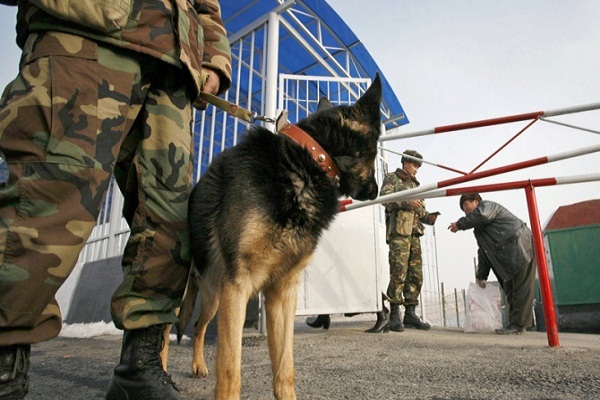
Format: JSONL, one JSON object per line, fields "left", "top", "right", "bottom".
{"left": 0, "top": 1, "right": 231, "bottom": 399}
{"left": 366, "top": 150, "right": 438, "bottom": 333}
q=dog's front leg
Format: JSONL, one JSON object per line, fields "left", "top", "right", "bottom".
{"left": 263, "top": 273, "right": 301, "bottom": 400}
{"left": 214, "top": 280, "right": 250, "bottom": 400}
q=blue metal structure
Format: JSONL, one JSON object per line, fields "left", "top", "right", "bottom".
{"left": 221, "top": 0, "right": 407, "bottom": 127}
{"left": 193, "top": 0, "right": 409, "bottom": 178}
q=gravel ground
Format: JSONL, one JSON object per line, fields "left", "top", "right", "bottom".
{"left": 27, "top": 316, "right": 600, "bottom": 400}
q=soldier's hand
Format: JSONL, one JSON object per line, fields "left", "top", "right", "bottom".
{"left": 195, "top": 68, "right": 222, "bottom": 109}
{"left": 203, "top": 68, "right": 221, "bottom": 96}
{"left": 476, "top": 279, "right": 487, "bottom": 288}
{"left": 428, "top": 212, "right": 439, "bottom": 224}
{"left": 408, "top": 199, "right": 423, "bottom": 209}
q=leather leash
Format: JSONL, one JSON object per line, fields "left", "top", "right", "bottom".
{"left": 196, "top": 93, "right": 340, "bottom": 183}
{"left": 195, "top": 92, "right": 274, "bottom": 124}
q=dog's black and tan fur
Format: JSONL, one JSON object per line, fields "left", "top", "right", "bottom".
{"left": 176, "top": 74, "right": 382, "bottom": 399}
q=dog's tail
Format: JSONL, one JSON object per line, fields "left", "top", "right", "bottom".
{"left": 175, "top": 265, "right": 200, "bottom": 344}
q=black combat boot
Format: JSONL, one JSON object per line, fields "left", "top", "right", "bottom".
{"left": 403, "top": 305, "right": 431, "bottom": 330}
{"left": 0, "top": 345, "right": 30, "bottom": 400}
{"left": 387, "top": 303, "right": 405, "bottom": 332}
{"left": 365, "top": 309, "right": 389, "bottom": 333}
{"left": 105, "top": 324, "right": 187, "bottom": 400}
{"left": 306, "top": 314, "right": 331, "bottom": 330}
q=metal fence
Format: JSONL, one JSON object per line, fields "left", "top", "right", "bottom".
{"left": 417, "top": 225, "right": 469, "bottom": 329}
{"left": 420, "top": 286, "right": 466, "bottom": 329}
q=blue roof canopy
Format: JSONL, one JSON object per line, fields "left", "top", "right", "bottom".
{"left": 219, "top": 0, "right": 408, "bottom": 128}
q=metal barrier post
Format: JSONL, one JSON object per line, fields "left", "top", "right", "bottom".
{"left": 524, "top": 184, "right": 560, "bottom": 347}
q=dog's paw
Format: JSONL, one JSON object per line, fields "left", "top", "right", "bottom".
{"left": 191, "top": 363, "right": 209, "bottom": 378}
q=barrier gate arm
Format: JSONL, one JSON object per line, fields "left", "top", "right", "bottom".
{"left": 342, "top": 142, "right": 600, "bottom": 212}
{"left": 381, "top": 102, "right": 600, "bottom": 141}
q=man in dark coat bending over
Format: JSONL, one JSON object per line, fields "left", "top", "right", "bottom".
{"left": 448, "top": 193, "right": 536, "bottom": 334}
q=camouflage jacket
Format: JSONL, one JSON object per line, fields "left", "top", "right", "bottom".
{"left": 380, "top": 168, "right": 432, "bottom": 237}
{"left": 13, "top": 0, "right": 232, "bottom": 104}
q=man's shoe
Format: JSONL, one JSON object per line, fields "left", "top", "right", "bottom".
{"left": 0, "top": 345, "right": 30, "bottom": 399}
{"left": 495, "top": 324, "right": 525, "bottom": 335}
{"left": 105, "top": 325, "right": 188, "bottom": 400}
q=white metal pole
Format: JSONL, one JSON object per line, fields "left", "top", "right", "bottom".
{"left": 107, "top": 183, "right": 125, "bottom": 258}
{"left": 260, "top": 12, "right": 281, "bottom": 334}
{"left": 265, "top": 12, "right": 280, "bottom": 131}
{"left": 542, "top": 102, "right": 600, "bottom": 118}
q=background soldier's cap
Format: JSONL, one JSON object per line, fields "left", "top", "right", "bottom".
{"left": 401, "top": 149, "right": 423, "bottom": 166}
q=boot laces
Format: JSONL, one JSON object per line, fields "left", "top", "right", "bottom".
{"left": 0, "top": 345, "right": 30, "bottom": 382}
{"left": 139, "top": 327, "right": 180, "bottom": 391}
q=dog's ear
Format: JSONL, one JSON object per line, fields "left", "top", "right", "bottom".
{"left": 355, "top": 73, "right": 382, "bottom": 121}
{"left": 317, "top": 96, "right": 335, "bottom": 112}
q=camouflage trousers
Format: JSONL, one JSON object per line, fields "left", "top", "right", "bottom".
{"left": 0, "top": 32, "right": 194, "bottom": 345}
{"left": 385, "top": 234, "right": 423, "bottom": 306}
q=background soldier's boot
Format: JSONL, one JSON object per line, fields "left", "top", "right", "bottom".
{"left": 105, "top": 324, "right": 188, "bottom": 400}
{"left": 0, "top": 345, "right": 30, "bottom": 399}
{"left": 306, "top": 314, "right": 331, "bottom": 330}
{"left": 365, "top": 309, "right": 389, "bottom": 333}
{"left": 387, "top": 303, "right": 405, "bottom": 332}
{"left": 403, "top": 305, "right": 431, "bottom": 330}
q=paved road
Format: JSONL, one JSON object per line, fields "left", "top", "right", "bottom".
{"left": 27, "top": 316, "right": 600, "bottom": 399}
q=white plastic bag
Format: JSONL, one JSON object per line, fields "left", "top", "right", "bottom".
{"left": 464, "top": 282, "right": 502, "bottom": 333}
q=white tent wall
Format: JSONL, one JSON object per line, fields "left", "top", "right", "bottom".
{"left": 298, "top": 205, "right": 388, "bottom": 315}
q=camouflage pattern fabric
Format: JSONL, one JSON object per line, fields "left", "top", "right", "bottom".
{"left": 380, "top": 168, "right": 427, "bottom": 236}
{"left": 16, "top": 0, "right": 232, "bottom": 106}
{"left": 0, "top": 31, "right": 195, "bottom": 345}
{"left": 381, "top": 168, "right": 429, "bottom": 306}
{"left": 386, "top": 235, "right": 423, "bottom": 306}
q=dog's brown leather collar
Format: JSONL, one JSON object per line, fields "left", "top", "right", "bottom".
{"left": 278, "top": 123, "right": 341, "bottom": 183}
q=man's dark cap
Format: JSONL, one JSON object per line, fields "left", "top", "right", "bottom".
{"left": 459, "top": 193, "right": 482, "bottom": 210}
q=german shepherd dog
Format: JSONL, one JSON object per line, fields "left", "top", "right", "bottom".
{"left": 176, "top": 74, "right": 382, "bottom": 399}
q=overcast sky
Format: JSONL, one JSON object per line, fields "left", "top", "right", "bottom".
{"left": 0, "top": 2, "right": 598, "bottom": 292}
{"left": 326, "top": 0, "right": 600, "bottom": 290}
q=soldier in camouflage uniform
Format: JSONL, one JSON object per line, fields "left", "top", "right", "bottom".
{"left": 0, "top": 1, "right": 231, "bottom": 399}
{"left": 366, "top": 150, "right": 438, "bottom": 333}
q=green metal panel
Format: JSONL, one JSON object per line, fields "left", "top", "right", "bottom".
{"left": 545, "top": 225, "right": 600, "bottom": 305}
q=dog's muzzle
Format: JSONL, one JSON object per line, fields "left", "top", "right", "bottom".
{"left": 353, "top": 180, "right": 378, "bottom": 201}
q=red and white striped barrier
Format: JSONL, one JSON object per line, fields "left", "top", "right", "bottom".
{"left": 341, "top": 144, "right": 600, "bottom": 211}
{"left": 380, "top": 102, "right": 600, "bottom": 141}
{"left": 346, "top": 102, "right": 600, "bottom": 348}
